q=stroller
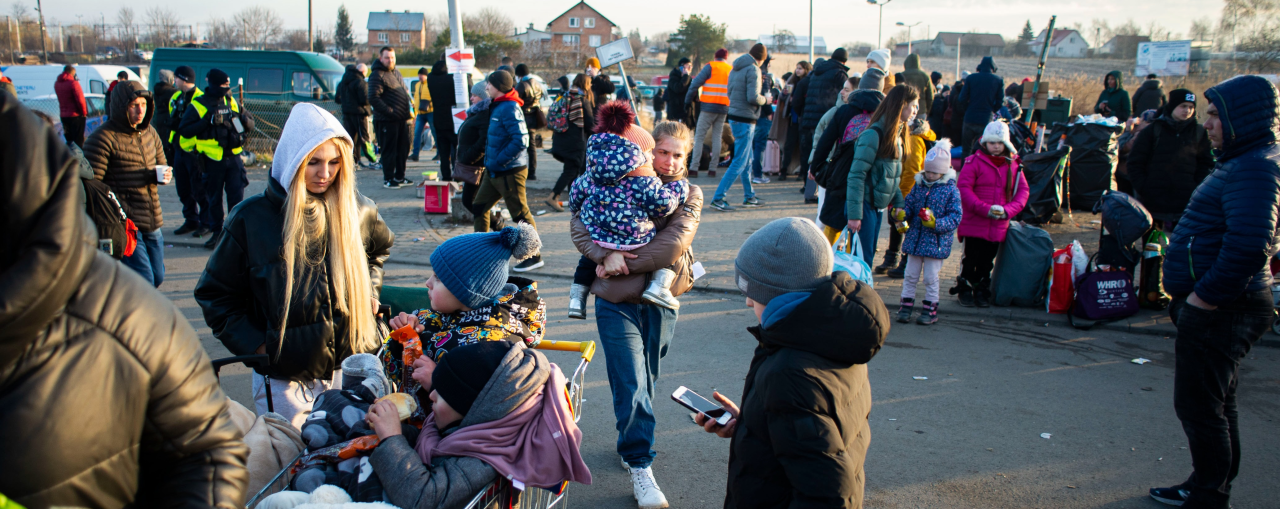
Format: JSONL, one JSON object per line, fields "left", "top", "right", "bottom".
{"left": 212, "top": 285, "right": 597, "bottom": 508}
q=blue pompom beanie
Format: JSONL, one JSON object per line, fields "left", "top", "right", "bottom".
{"left": 429, "top": 224, "right": 542, "bottom": 309}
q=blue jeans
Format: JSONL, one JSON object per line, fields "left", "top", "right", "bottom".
{"left": 713, "top": 121, "right": 757, "bottom": 203}
{"left": 857, "top": 204, "right": 883, "bottom": 266}
{"left": 411, "top": 114, "right": 433, "bottom": 158}
{"left": 122, "top": 229, "right": 165, "bottom": 287}
{"left": 595, "top": 298, "right": 678, "bottom": 469}
{"left": 750, "top": 116, "right": 772, "bottom": 179}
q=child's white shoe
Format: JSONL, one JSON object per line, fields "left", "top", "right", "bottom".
{"left": 568, "top": 284, "right": 589, "bottom": 319}
{"left": 641, "top": 268, "right": 680, "bottom": 311}
{"left": 629, "top": 465, "right": 670, "bottom": 509}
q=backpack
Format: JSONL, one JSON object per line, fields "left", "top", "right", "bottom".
{"left": 547, "top": 95, "right": 571, "bottom": 133}
{"left": 842, "top": 113, "right": 873, "bottom": 143}
{"left": 82, "top": 177, "right": 137, "bottom": 259}
{"left": 1094, "top": 190, "right": 1152, "bottom": 247}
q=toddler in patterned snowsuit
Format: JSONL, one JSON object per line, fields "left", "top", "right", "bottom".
{"left": 567, "top": 102, "right": 689, "bottom": 316}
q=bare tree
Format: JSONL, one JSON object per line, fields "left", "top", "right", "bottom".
{"left": 649, "top": 31, "right": 672, "bottom": 51}
{"left": 1190, "top": 17, "right": 1215, "bottom": 43}
{"left": 145, "top": 6, "right": 180, "bottom": 47}
{"left": 464, "top": 6, "right": 513, "bottom": 36}
{"left": 207, "top": 16, "right": 240, "bottom": 49}
{"left": 233, "top": 6, "right": 282, "bottom": 50}
{"left": 772, "top": 29, "right": 795, "bottom": 54}
{"left": 117, "top": 7, "right": 137, "bottom": 52}
{"left": 10, "top": 2, "right": 33, "bottom": 23}
{"left": 281, "top": 29, "right": 309, "bottom": 51}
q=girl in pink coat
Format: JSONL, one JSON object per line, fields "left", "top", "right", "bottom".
{"left": 952, "top": 121, "right": 1029, "bottom": 307}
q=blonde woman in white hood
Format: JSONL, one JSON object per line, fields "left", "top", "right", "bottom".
{"left": 196, "top": 103, "right": 395, "bottom": 427}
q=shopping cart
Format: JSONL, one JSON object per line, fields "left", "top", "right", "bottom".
{"left": 212, "top": 295, "right": 596, "bottom": 508}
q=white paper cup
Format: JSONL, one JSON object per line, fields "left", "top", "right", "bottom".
{"left": 155, "top": 165, "right": 172, "bottom": 185}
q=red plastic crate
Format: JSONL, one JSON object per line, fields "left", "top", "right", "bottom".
{"left": 423, "top": 181, "right": 453, "bottom": 214}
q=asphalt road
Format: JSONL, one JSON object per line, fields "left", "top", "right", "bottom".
{"left": 162, "top": 243, "right": 1280, "bottom": 509}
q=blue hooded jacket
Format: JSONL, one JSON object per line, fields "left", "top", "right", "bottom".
{"left": 1163, "top": 75, "right": 1280, "bottom": 305}
{"left": 484, "top": 97, "right": 529, "bottom": 174}
{"left": 958, "top": 57, "right": 1004, "bottom": 126}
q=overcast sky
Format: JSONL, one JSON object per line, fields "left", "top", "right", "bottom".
{"left": 40, "top": 0, "right": 1215, "bottom": 47}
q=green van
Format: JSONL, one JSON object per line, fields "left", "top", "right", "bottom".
{"left": 148, "top": 48, "right": 346, "bottom": 101}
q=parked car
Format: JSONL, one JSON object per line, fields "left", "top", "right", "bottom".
{"left": 23, "top": 92, "right": 108, "bottom": 137}
{"left": 1, "top": 64, "right": 140, "bottom": 99}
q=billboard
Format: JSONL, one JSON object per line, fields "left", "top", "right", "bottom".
{"left": 1136, "top": 40, "right": 1192, "bottom": 77}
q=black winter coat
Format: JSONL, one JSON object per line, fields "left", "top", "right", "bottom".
{"left": 427, "top": 62, "right": 458, "bottom": 141}
{"left": 927, "top": 92, "right": 948, "bottom": 135}
{"left": 1127, "top": 115, "right": 1213, "bottom": 215}
{"left": 958, "top": 57, "right": 1003, "bottom": 125}
{"left": 195, "top": 178, "right": 395, "bottom": 381}
{"left": 0, "top": 93, "right": 249, "bottom": 507}
{"left": 666, "top": 67, "right": 691, "bottom": 121}
{"left": 336, "top": 65, "right": 372, "bottom": 116}
{"left": 457, "top": 99, "right": 493, "bottom": 167}
{"left": 811, "top": 90, "right": 884, "bottom": 172}
{"left": 801, "top": 59, "right": 850, "bottom": 129}
{"left": 1131, "top": 79, "right": 1166, "bottom": 117}
{"left": 724, "top": 271, "right": 888, "bottom": 509}
{"left": 151, "top": 80, "right": 178, "bottom": 142}
{"left": 591, "top": 74, "right": 616, "bottom": 108}
{"left": 368, "top": 60, "right": 412, "bottom": 123}
{"left": 550, "top": 92, "right": 596, "bottom": 167}
{"left": 1165, "top": 75, "right": 1280, "bottom": 305}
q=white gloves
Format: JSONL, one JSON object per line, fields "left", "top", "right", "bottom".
{"left": 988, "top": 205, "right": 1006, "bottom": 219}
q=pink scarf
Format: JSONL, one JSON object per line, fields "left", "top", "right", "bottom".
{"left": 415, "top": 364, "right": 592, "bottom": 489}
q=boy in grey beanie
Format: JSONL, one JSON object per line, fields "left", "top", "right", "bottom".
{"left": 699, "top": 216, "right": 888, "bottom": 507}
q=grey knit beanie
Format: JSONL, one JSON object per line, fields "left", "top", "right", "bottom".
{"left": 734, "top": 217, "right": 833, "bottom": 305}
{"left": 859, "top": 67, "right": 885, "bottom": 92}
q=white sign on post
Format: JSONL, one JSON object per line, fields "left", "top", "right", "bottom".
{"left": 595, "top": 38, "right": 635, "bottom": 69}
{"left": 452, "top": 73, "right": 468, "bottom": 105}
{"left": 452, "top": 107, "right": 468, "bottom": 133}
{"left": 1136, "top": 40, "right": 1192, "bottom": 77}
{"left": 445, "top": 47, "right": 475, "bottom": 74}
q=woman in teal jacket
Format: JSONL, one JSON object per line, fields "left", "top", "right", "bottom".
{"left": 1094, "top": 70, "right": 1132, "bottom": 122}
{"left": 846, "top": 84, "right": 920, "bottom": 265}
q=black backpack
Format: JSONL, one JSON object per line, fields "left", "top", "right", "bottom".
{"left": 82, "top": 177, "right": 135, "bottom": 259}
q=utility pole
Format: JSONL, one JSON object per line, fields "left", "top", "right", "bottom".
{"left": 867, "top": 0, "right": 893, "bottom": 49}
{"left": 447, "top": 0, "right": 467, "bottom": 134}
{"left": 307, "top": 0, "right": 313, "bottom": 52}
{"left": 807, "top": 0, "right": 813, "bottom": 63}
{"left": 76, "top": 15, "right": 84, "bottom": 53}
{"left": 34, "top": 0, "right": 48, "bottom": 63}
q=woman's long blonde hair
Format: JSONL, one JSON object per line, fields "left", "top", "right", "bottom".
{"left": 278, "top": 137, "right": 379, "bottom": 355}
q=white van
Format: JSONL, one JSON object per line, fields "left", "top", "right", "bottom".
{"left": 1, "top": 64, "right": 140, "bottom": 100}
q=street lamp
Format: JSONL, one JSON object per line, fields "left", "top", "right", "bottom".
{"left": 896, "top": 21, "right": 921, "bottom": 55}
{"left": 866, "top": 0, "right": 893, "bottom": 49}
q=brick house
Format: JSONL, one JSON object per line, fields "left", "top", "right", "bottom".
{"left": 545, "top": 1, "right": 619, "bottom": 56}
{"left": 367, "top": 11, "right": 427, "bottom": 51}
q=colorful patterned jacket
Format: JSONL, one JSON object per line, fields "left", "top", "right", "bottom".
{"left": 569, "top": 132, "right": 689, "bottom": 250}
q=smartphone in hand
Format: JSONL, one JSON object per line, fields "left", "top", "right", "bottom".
{"left": 672, "top": 386, "right": 731, "bottom": 426}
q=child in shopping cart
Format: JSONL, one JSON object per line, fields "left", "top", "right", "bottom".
{"left": 365, "top": 341, "right": 593, "bottom": 508}
{"left": 566, "top": 101, "right": 690, "bottom": 319}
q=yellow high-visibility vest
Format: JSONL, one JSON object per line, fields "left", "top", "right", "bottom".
{"left": 169, "top": 87, "right": 204, "bottom": 151}
{"left": 189, "top": 95, "right": 242, "bottom": 162}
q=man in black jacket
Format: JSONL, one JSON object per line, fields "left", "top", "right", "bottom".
{"left": 1132, "top": 74, "right": 1167, "bottom": 116}
{"left": 1127, "top": 88, "right": 1214, "bottom": 230}
{"left": 0, "top": 89, "right": 249, "bottom": 508}
{"left": 514, "top": 63, "right": 543, "bottom": 180}
{"left": 427, "top": 60, "right": 459, "bottom": 181}
{"left": 368, "top": 47, "right": 414, "bottom": 188}
{"left": 151, "top": 69, "right": 178, "bottom": 163}
{"left": 336, "top": 63, "right": 377, "bottom": 168}
{"left": 666, "top": 58, "right": 692, "bottom": 123}
{"left": 795, "top": 49, "right": 849, "bottom": 190}
{"left": 695, "top": 217, "right": 887, "bottom": 509}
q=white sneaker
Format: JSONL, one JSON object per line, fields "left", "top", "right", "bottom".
{"left": 629, "top": 466, "right": 669, "bottom": 509}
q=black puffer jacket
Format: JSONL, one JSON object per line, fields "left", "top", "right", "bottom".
{"left": 800, "top": 58, "right": 850, "bottom": 129}
{"left": 724, "top": 271, "right": 888, "bottom": 509}
{"left": 0, "top": 92, "right": 248, "bottom": 508}
{"left": 335, "top": 64, "right": 371, "bottom": 116}
{"left": 1131, "top": 79, "right": 1166, "bottom": 117}
{"left": 1127, "top": 114, "right": 1213, "bottom": 215}
{"left": 457, "top": 98, "right": 493, "bottom": 167}
{"left": 195, "top": 178, "right": 395, "bottom": 381}
{"left": 84, "top": 80, "right": 167, "bottom": 232}
{"left": 666, "top": 66, "right": 691, "bottom": 121}
{"left": 427, "top": 61, "right": 458, "bottom": 141}
{"left": 368, "top": 59, "right": 412, "bottom": 123}
{"left": 151, "top": 80, "right": 178, "bottom": 143}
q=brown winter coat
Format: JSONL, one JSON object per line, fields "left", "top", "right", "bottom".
{"left": 0, "top": 92, "right": 249, "bottom": 508}
{"left": 84, "top": 80, "right": 167, "bottom": 232}
{"left": 572, "top": 182, "right": 703, "bottom": 304}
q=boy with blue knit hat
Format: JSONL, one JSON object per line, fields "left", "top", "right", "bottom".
{"left": 385, "top": 223, "right": 549, "bottom": 420}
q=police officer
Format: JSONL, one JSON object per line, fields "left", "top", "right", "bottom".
{"left": 169, "top": 65, "right": 210, "bottom": 238}
{"left": 177, "top": 68, "right": 253, "bottom": 249}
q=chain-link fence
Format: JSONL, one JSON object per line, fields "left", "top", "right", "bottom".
{"left": 239, "top": 92, "right": 341, "bottom": 160}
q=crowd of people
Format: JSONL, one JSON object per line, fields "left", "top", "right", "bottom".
{"left": 3, "top": 40, "right": 1279, "bottom": 509}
